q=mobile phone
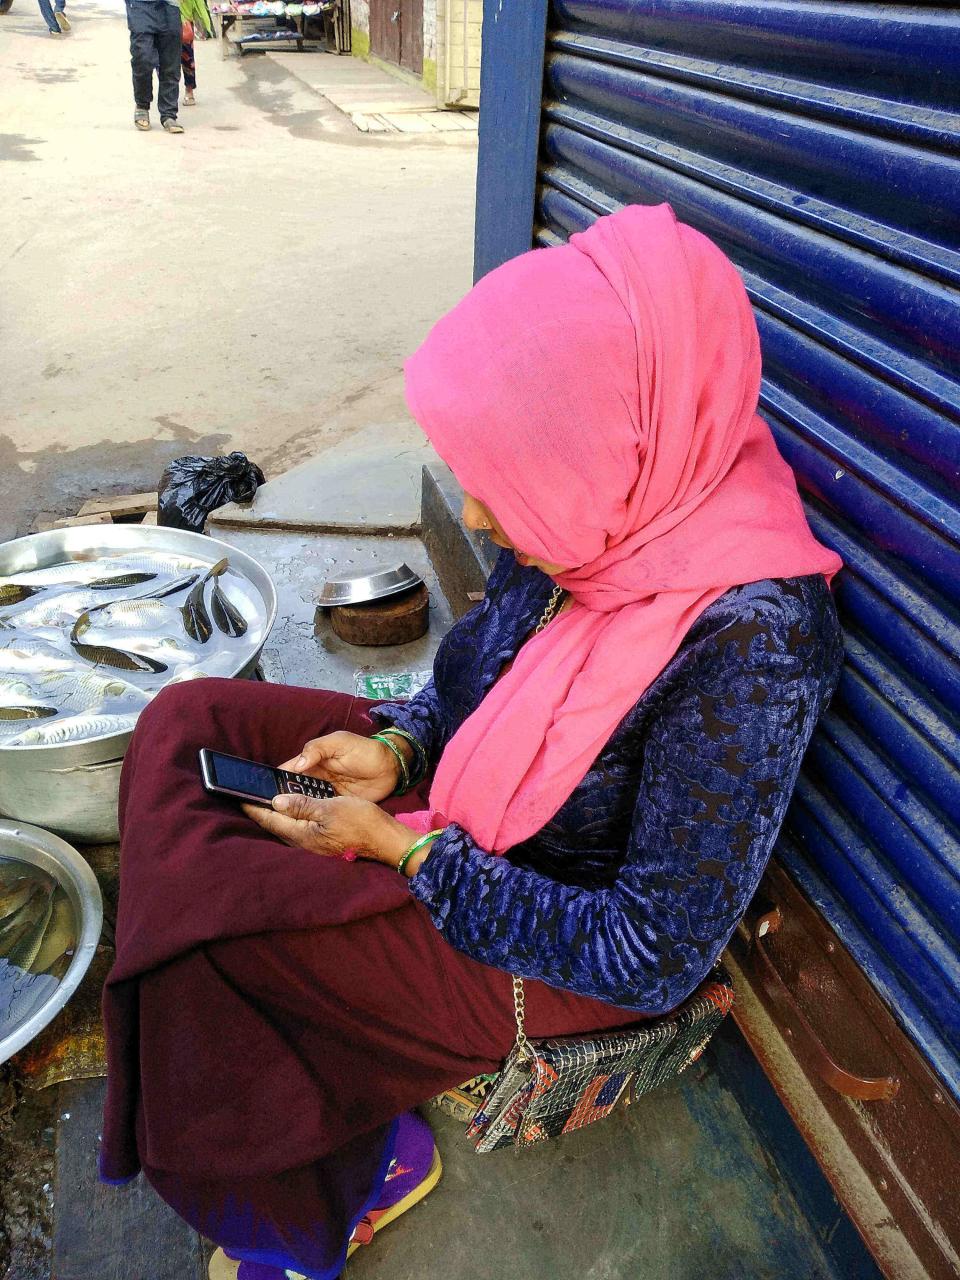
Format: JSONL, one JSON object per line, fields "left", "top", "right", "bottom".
{"left": 198, "top": 749, "right": 337, "bottom": 806}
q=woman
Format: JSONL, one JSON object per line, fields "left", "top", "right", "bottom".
{"left": 180, "top": 0, "right": 212, "bottom": 106}
{"left": 101, "top": 204, "right": 843, "bottom": 1279}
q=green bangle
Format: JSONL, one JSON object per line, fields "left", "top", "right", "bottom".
{"left": 372, "top": 733, "right": 410, "bottom": 796}
{"left": 378, "top": 726, "right": 427, "bottom": 787}
{"left": 397, "top": 829, "right": 445, "bottom": 876}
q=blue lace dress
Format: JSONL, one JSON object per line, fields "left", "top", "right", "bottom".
{"left": 373, "top": 551, "right": 842, "bottom": 1014}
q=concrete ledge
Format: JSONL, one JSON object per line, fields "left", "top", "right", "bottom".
{"left": 420, "top": 462, "right": 497, "bottom": 616}
{"left": 209, "top": 426, "right": 438, "bottom": 535}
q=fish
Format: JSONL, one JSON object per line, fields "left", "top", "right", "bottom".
{"left": 1, "top": 882, "right": 54, "bottom": 970}
{"left": 76, "top": 598, "right": 182, "bottom": 635}
{"left": 97, "top": 552, "right": 206, "bottom": 579}
{"left": 1, "top": 558, "right": 106, "bottom": 588}
{"left": 0, "top": 583, "right": 42, "bottom": 607}
{"left": 30, "top": 889, "right": 76, "bottom": 974}
{"left": 31, "top": 670, "right": 150, "bottom": 713}
{"left": 5, "top": 711, "right": 139, "bottom": 747}
{"left": 39, "top": 951, "right": 71, "bottom": 981}
{"left": 211, "top": 578, "right": 247, "bottom": 638}
{"left": 0, "top": 871, "right": 42, "bottom": 921}
{"left": 0, "top": 678, "right": 36, "bottom": 700}
{"left": 88, "top": 571, "right": 158, "bottom": 589}
{"left": 69, "top": 637, "right": 169, "bottom": 674}
{"left": 0, "top": 704, "right": 59, "bottom": 721}
{"left": 3, "top": 589, "right": 103, "bottom": 630}
{"left": 0, "top": 636, "right": 77, "bottom": 674}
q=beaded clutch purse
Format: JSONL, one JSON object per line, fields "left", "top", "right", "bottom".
{"left": 466, "top": 965, "right": 734, "bottom": 1154}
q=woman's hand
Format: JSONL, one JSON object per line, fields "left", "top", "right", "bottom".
{"left": 242, "top": 793, "right": 413, "bottom": 866}
{"left": 280, "top": 731, "right": 411, "bottom": 804}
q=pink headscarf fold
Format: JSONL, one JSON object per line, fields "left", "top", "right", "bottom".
{"left": 400, "top": 204, "right": 841, "bottom": 852}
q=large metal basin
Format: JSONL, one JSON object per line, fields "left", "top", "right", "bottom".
{"left": 0, "top": 820, "right": 103, "bottom": 1065}
{"left": 0, "top": 525, "right": 276, "bottom": 843}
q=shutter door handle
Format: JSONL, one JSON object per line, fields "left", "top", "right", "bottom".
{"left": 751, "top": 906, "right": 900, "bottom": 1102}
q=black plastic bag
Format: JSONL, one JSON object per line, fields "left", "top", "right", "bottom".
{"left": 158, "top": 452, "right": 265, "bottom": 533}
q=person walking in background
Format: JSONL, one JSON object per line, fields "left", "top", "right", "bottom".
{"left": 126, "top": 0, "right": 184, "bottom": 134}
{"left": 37, "top": 0, "right": 70, "bottom": 36}
{"left": 179, "top": 0, "right": 212, "bottom": 106}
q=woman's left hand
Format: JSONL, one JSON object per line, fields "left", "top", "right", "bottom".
{"left": 242, "top": 793, "right": 413, "bottom": 867}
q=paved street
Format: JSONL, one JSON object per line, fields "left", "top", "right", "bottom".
{"left": 0, "top": 1, "right": 476, "bottom": 538}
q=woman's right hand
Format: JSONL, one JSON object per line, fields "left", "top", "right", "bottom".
{"left": 279, "top": 731, "right": 408, "bottom": 803}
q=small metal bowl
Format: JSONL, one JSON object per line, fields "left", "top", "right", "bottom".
{"left": 0, "top": 819, "right": 102, "bottom": 1066}
{"left": 318, "top": 561, "right": 423, "bottom": 608}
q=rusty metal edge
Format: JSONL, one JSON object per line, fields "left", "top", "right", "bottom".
{"left": 724, "top": 947, "right": 930, "bottom": 1280}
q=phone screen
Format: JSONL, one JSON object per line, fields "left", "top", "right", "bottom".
{"left": 208, "top": 752, "right": 279, "bottom": 802}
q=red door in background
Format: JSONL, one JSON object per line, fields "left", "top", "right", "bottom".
{"left": 369, "top": 0, "right": 422, "bottom": 76}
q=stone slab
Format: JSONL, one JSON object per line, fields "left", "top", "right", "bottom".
{"left": 52, "top": 1079, "right": 206, "bottom": 1280}
{"left": 209, "top": 423, "right": 439, "bottom": 534}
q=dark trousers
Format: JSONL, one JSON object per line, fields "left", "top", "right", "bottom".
{"left": 181, "top": 39, "right": 196, "bottom": 90}
{"left": 126, "top": 1, "right": 181, "bottom": 120}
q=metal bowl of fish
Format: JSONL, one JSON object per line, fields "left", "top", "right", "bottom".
{"left": 0, "top": 820, "right": 102, "bottom": 1066}
{"left": 0, "top": 525, "right": 277, "bottom": 843}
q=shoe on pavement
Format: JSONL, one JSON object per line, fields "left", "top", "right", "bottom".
{"left": 54, "top": 10, "right": 70, "bottom": 31}
{"left": 184, "top": 89, "right": 196, "bottom": 105}
{"left": 134, "top": 109, "right": 150, "bottom": 131}
{"left": 207, "top": 1113, "right": 441, "bottom": 1280}
{"left": 162, "top": 118, "right": 185, "bottom": 134}
{"left": 48, "top": 28, "right": 62, "bottom": 35}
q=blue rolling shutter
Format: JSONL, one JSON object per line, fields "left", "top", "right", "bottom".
{"left": 480, "top": 2, "right": 960, "bottom": 1100}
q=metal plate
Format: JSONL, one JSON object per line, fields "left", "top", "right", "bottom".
{"left": 317, "top": 560, "right": 423, "bottom": 607}
{"left": 0, "top": 819, "right": 102, "bottom": 1065}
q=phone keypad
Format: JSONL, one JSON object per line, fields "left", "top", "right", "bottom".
{"left": 280, "top": 773, "right": 336, "bottom": 799}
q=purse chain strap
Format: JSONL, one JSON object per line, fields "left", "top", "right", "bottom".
{"left": 511, "top": 582, "right": 566, "bottom": 1063}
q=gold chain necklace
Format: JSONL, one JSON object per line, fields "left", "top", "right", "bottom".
{"left": 533, "top": 583, "right": 566, "bottom": 637}
{"left": 511, "top": 580, "right": 567, "bottom": 1065}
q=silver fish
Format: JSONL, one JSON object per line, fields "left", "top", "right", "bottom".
{"left": 32, "top": 671, "right": 150, "bottom": 713}
{"left": 3, "top": 589, "right": 101, "bottom": 630}
{"left": 98, "top": 553, "right": 206, "bottom": 578}
{"left": 2, "top": 558, "right": 106, "bottom": 588}
{"left": 0, "top": 678, "right": 36, "bottom": 701}
{"left": 0, "top": 636, "right": 77, "bottom": 674}
{"left": 77, "top": 598, "right": 182, "bottom": 635}
{"left": 6, "top": 712, "right": 139, "bottom": 747}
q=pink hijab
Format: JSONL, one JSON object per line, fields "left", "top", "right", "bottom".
{"left": 400, "top": 204, "right": 841, "bottom": 853}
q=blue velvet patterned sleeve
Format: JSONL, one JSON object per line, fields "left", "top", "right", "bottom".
{"left": 407, "top": 583, "right": 841, "bottom": 1014}
{"left": 369, "top": 678, "right": 447, "bottom": 769}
